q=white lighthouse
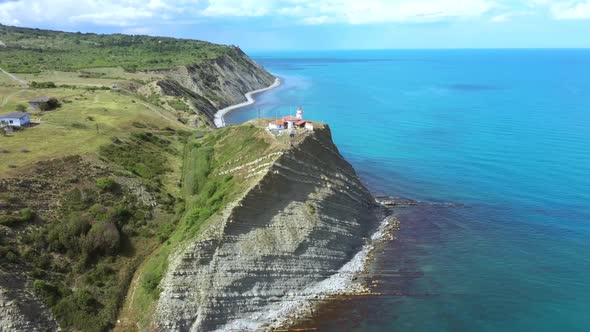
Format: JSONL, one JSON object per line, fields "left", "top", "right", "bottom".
{"left": 296, "top": 106, "right": 304, "bottom": 120}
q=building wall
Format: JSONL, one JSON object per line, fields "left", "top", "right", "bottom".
{"left": 0, "top": 115, "right": 29, "bottom": 127}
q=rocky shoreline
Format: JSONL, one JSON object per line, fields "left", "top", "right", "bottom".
{"left": 226, "top": 213, "right": 401, "bottom": 332}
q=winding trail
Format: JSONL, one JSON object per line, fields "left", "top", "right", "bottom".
{"left": 0, "top": 66, "right": 28, "bottom": 87}
{"left": 214, "top": 77, "right": 281, "bottom": 128}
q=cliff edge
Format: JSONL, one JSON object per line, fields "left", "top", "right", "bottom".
{"left": 154, "top": 121, "right": 383, "bottom": 331}
{"left": 139, "top": 47, "right": 276, "bottom": 128}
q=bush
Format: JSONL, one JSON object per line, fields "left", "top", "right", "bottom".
{"left": 31, "top": 81, "right": 57, "bottom": 89}
{"left": 33, "top": 280, "right": 62, "bottom": 306}
{"left": 15, "top": 104, "right": 27, "bottom": 112}
{"left": 306, "top": 203, "right": 316, "bottom": 215}
{"left": 0, "top": 208, "right": 34, "bottom": 226}
{"left": 95, "top": 177, "right": 117, "bottom": 191}
{"left": 82, "top": 221, "right": 120, "bottom": 257}
{"left": 19, "top": 208, "right": 34, "bottom": 221}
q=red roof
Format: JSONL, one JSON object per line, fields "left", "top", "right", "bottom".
{"left": 283, "top": 115, "right": 300, "bottom": 121}
{"left": 295, "top": 120, "right": 306, "bottom": 126}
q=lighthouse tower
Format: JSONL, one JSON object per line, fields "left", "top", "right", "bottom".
{"left": 296, "top": 106, "right": 304, "bottom": 120}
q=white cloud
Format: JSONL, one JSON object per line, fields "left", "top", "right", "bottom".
{"left": 490, "top": 10, "right": 531, "bottom": 22}
{"left": 0, "top": 0, "right": 526, "bottom": 27}
{"left": 551, "top": 1, "right": 590, "bottom": 20}
{"left": 200, "top": 0, "right": 274, "bottom": 17}
{"left": 219, "top": 0, "right": 489, "bottom": 24}
{"left": 0, "top": 0, "right": 200, "bottom": 27}
{"left": 70, "top": 8, "right": 154, "bottom": 27}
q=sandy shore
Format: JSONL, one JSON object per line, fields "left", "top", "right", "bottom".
{"left": 214, "top": 77, "right": 281, "bottom": 128}
{"left": 216, "top": 213, "right": 399, "bottom": 331}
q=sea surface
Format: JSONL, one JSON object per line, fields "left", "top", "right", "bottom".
{"left": 225, "top": 50, "right": 590, "bottom": 332}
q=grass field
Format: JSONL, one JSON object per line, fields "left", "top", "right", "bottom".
{"left": 0, "top": 87, "right": 185, "bottom": 173}
{"left": 18, "top": 68, "right": 165, "bottom": 86}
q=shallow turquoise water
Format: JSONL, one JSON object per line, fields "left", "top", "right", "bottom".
{"left": 226, "top": 50, "right": 590, "bottom": 331}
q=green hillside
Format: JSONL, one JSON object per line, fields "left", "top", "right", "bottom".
{"left": 0, "top": 24, "right": 231, "bottom": 73}
{"left": 0, "top": 23, "right": 276, "bottom": 331}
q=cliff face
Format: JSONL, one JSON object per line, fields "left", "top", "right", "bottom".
{"left": 0, "top": 272, "right": 57, "bottom": 331}
{"left": 148, "top": 47, "right": 276, "bottom": 128}
{"left": 155, "top": 123, "right": 382, "bottom": 331}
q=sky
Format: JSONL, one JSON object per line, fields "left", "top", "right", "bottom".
{"left": 0, "top": 0, "right": 589, "bottom": 50}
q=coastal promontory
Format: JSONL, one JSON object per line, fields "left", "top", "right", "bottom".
{"left": 0, "top": 24, "right": 383, "bottom": 332}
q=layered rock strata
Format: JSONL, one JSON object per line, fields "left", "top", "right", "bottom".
{"left": 156, "top": 125, "right": 382, "bottom": 331}
{"left": 154, "top": 47, "right": 276, "bottom": 127}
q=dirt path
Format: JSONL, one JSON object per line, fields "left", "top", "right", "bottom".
{"left": 0, "top": 67, "right": 28, "bottom": 87}
{"left": 1, "top": 89, "right": 26, "bottom": 107}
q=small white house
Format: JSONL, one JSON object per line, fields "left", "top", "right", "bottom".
{"left": 268, "top": 121, "right": 283, "bottom": 130}
{"left": 0, "top": 111, "right": 30, "bottom": 127}
{"left": 305, "top": 122, "right": 314, "bottom": 131}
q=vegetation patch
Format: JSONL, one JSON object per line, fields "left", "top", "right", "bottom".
{"left": 0, "top": 135, "right": 182, "bottom": 331}
{"left": 128, "top": 125, "right": 276, "bottom": 327}
{"left": 0, "top": 208, "right": 34, "bottom": 226}
{"left": 168, "top": 99, "right": 190, "bottom": 111}
{"left": 0, "top": 24, "right": 232, "bottom": 73}
{"left": 99, "top": 132, "right": 171, "bottom": 183}
{"left": 31, "top": 81, "right": 57, "bottom": 89}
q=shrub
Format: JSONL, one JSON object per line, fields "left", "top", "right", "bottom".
{"left": 33, "top": 280, "right": 62, "bottom": 306}
{"left": 0, "top": 208, "right": 34, "bottom": 226}
{"left": 15, "top": 104, "right": 27, "bottom": 112}
{"left": 31, "top": 81, "right": 57, "bottom": 89}
{"left": 95, "top": 177, "right": 117, "bottom": 191}
{"left": 306, "top": 203, "right": 316, "bottom": 215}
{"left": 82, "top": 221, "right": 120, "bottom": 257}
{"left": 19, "top": 208, "right": 34, "bottom": 221}
{"left": 46, "top": 212, "right": 92, "bottom": 253}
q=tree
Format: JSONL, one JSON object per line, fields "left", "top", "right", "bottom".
{"left": 82, "top": 221, "right": 120, "bottom": 257}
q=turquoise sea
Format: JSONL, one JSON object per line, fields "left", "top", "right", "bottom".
{"left": 225, "top": 50, "right": 590, "bottom": 331}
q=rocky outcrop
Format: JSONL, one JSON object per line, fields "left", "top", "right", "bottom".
{"left": 0, "top": 273, "right": 57, "bottom": 332}
{"left": 155, "top": 124, "right": 382, "bottom": 331}
{"left": 152, "top": 47, "right": 275, "bottom": 128}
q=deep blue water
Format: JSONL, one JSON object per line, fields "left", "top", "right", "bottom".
{"left": 226, "top": 50, "right": 590, "bottom": 331}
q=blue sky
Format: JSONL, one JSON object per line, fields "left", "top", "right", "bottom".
{"left": 1, "top": 0, "right": 589, "bottom": 50}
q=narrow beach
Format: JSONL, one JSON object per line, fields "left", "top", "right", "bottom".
{"left": 214, "top": 77, "right": 281, "bottom": 128}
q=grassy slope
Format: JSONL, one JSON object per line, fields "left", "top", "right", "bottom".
{"left": 0, "top": 24, "right": 231, "bottom": 73}
{"left": 0, "top": 86, "right": 188, "bottom": 173}
{"left": 0, "top": 77, "right": 194, "bottom": 330}
{"left": 0, "top": 24, "right": 276, "bottom": 331}
{"left": 118, "top": 124, "right": 278, "bottom": 329}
